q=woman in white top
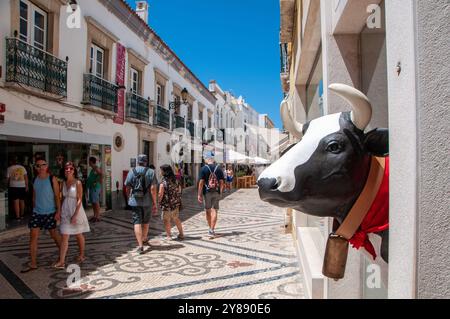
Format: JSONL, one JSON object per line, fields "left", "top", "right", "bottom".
{"left": 54, "top": 162, "right": 90, "bottom": 269}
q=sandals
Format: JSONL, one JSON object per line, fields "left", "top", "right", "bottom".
{"left": 20, "top": 265, "right": 38, "bottom": 273}
{"left": 177, "top": 235, "right": 185, "bottom": 241}
{"left": 76, "top": 256, "right": 86, "bottom": 264}
{"left": 53, "top": 263, "right": 65, "bottom": 270}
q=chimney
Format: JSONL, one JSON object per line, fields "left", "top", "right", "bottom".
{"left": 135, "top": 1, "right": 149, "bottom": 24}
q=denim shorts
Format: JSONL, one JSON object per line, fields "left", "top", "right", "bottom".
{"left": 132, "top": 206, "right": 150, "bottom": 225}
{"left": 89, "top": 187, "right": 101, "bottom": 204}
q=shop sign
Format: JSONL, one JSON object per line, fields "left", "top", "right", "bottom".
{"left": 104, "top": 146, "right": 112, "bottom": 210}
{"left": 1, "top": 103, "right": 6, "bottom": 124}
{"left": 113, "top": 43, "right": 126, "bottom": 125}
{"left": 23, "top": 109, "right": 83, "bottom": 132}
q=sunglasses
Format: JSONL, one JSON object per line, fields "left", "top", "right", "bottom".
{"left": 35, "top": 163, "right": 48, "bottom": 168}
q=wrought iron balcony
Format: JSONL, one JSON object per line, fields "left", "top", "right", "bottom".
{"left": 154, "top": 105, "right": 170, "bottom": 129}
{"left": 5, "top": 37, "right": 67, "bottom": 96}
{"left": 126, "top": 92, "right": 149, "bottom": 122}
{"left": 82, "top": 74, "right": 118, "bottom": 112}
{"left": 174, "top": 115, "right": 185, "bottom": 129}
{"left": 280, "top": 42, "right": 290, "bottom": 74}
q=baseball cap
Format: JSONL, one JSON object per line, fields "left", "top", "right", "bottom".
{"left": 137, "top": 154, "right": 148, "bottom": 164}
{"left": 204, "top": 151, "right": 215, "bottom": 159}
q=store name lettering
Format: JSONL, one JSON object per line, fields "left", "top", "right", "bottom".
{"left": 24, "top": 110, "right": 83, "bottom": 132}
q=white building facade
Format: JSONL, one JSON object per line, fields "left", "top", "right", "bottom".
{"left": 279, "top": 0, "right": 449, "bottom": 299}
{"left": 0, "top": 0, "right": 217, "bottom": 226}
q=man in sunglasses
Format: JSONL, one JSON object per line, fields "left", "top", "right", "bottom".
{"left": 21, "top": 159, "right": 61, "bottom": 273}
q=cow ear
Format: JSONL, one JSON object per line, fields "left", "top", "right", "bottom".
{"left": 364, "top": 128, "right": 389, "bottom": 157}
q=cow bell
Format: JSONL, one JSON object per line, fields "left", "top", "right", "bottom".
{"left": 322, "top": 233, "right": 349, "bottom": 280}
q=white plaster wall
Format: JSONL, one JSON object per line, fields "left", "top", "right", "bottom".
{"left": 320, "top": 0, "right": 362, "bottom": 299}
{"left": 361, "top": 26, "right": 389, "bottom": 130}
{"left": 385, "top": 0, "right": 418, "bottom": 299}
{"left": 415, "top": 0, "right": 450, "bottom": 299}
{"left": 111, "top": 123, "right": 138, "bottom": 190}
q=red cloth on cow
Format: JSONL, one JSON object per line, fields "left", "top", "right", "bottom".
{"left": 349, "top": 157, "right": 389, "bottom": 260}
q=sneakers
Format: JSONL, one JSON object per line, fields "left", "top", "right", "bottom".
{"left": 136, "top": 246, "right": 144, "bottom": 254}
{"left": 208, "top": 229, "right": 216, "bottom": 237}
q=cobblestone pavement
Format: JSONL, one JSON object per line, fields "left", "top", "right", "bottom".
{"left": 0, "top": 188, "right": 304, "bottom": 299}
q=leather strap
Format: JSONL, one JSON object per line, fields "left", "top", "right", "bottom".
{"left": 336, "top": 157, "right": 386, "bottom": 240}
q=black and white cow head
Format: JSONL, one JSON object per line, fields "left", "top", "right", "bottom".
{"left": 258, "top": 84, "right": 388, "bottom": 223}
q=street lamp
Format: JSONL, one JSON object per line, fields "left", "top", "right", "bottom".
{"left": 169, "top": 87, "right": 188, "bottom": 111}
{"left": 69, "top": 0, "right": 78, "bottom": 12}
{"left": 169, "top": 88, "right": 189, "bottom": 130}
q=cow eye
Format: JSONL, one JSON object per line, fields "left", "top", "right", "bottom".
{"left": 326, "top": 141, "right": 342, "bottom": 153}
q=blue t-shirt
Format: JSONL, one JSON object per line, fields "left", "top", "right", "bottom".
{"left": 125, "top": 166, "right": 157, "bottom": 207}
{"left": 199, "top": 164, "right": 224, "bottom": 195}
{"left": 33, "top": 175, "right": 56, "bottom": 215}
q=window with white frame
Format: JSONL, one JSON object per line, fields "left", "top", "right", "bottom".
{"left": 90, "top": 44, "right": 105, "bottom": 78}
{"left": 156, "top": 83, "right": 165, "bottom": 106}
{"left": 19, "top": 0, "right": 47, "bottom": 51}
{"left": 130, "top": 68, "right": 140, "bottom": 94}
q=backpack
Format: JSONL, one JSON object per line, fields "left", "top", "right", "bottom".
{"left": 131, "top": 167, "right": 149, "bottom": 198}
{"left": 206, "top": 165, "right": 219, "bottom": 192}
{"left": 162, "top": 179, "right": 182, "bottom": 211}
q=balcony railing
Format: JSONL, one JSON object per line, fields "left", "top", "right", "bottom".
{"left": 174, "top": 115, "right": 185, "bottom": 129}
{"left": 126, "top": 92, "right": 149, "bottom": 122}
{"left": 5, "top": 37, "right": 67, "bottom": 96}
{"left": 280, "top": 42, "right": 289, "bottom": 74}
{"left": 154, "top": 105, "right": 170, "bottom": 129}
{"left": 82, "top": 74, "right": 118, "bottom": 112}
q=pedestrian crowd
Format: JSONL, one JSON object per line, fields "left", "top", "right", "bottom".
{"left": 18, "top": 151, "right": 234, "bottom": 272}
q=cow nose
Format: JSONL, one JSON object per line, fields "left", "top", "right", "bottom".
{"left": 258, "top": 178, "right": 279, "bottom": 191}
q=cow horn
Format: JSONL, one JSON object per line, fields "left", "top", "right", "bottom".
{"left": 329, "top": 83, "right": 372, "bottom": 131}
{"left": 280, "top": 95, "right": 303, "bottom": 139}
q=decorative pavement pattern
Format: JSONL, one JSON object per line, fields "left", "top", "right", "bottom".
{"left": 0, "top": 188, "right": 304, "bottom": 299}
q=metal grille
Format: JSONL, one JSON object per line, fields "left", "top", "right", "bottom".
{"left": 6, "top": 38, "right": 67, "bottom": 96}
{"left": 82, "top": 74, "right": 118, "bottom": 112}
{"left": 174, "top": 115, "right": 185, "bottom": 129}
{"left": 126, "top": 92, "right": 149, "bottom": 122}
{"left": 155, "top": 105, "right": 170, "bottom": 129}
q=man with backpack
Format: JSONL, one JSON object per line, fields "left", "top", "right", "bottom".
{"left": 125, "top": 155, "right": 158, "bottom": 254}
{"left": 21, "top": 158, "right": 61, "bottom": 273}
{"left": 197, "top": 152, "right": 225, "bottom": 237}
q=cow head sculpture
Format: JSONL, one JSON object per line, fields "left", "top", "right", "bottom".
{"left": 258, "top": 83, "right": 389, "bottom": 262}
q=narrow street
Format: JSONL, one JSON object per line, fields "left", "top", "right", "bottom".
{"left": 0, "top": 188, "right": 304, "bottom": 299}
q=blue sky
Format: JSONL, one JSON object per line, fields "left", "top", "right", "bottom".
{"left": 125, "top": 0, "right": 282, "bottom": 128}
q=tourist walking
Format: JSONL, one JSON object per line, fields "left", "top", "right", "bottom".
{"left": 86, "top": 157, "right": 102, "bottom": 222}
{"left": 125, "top": 155, "right": 158, "bottom": 254}
{"left": 20, "top": 158, "right": 61, "bottom": 273}
{"left": 158, "top": 164, "right": 184, "bottom": 241}
{"left": 53, "top": 162, "right": 90, "bottom": 269}
{"left": 197, "top": 152, "right": 225, "bottom": 237}
{"left": 7, "top": 157, "right": 28, "bottom": 220}
{"left": 225, "top": 165, "right": 234, "bottom": 192}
